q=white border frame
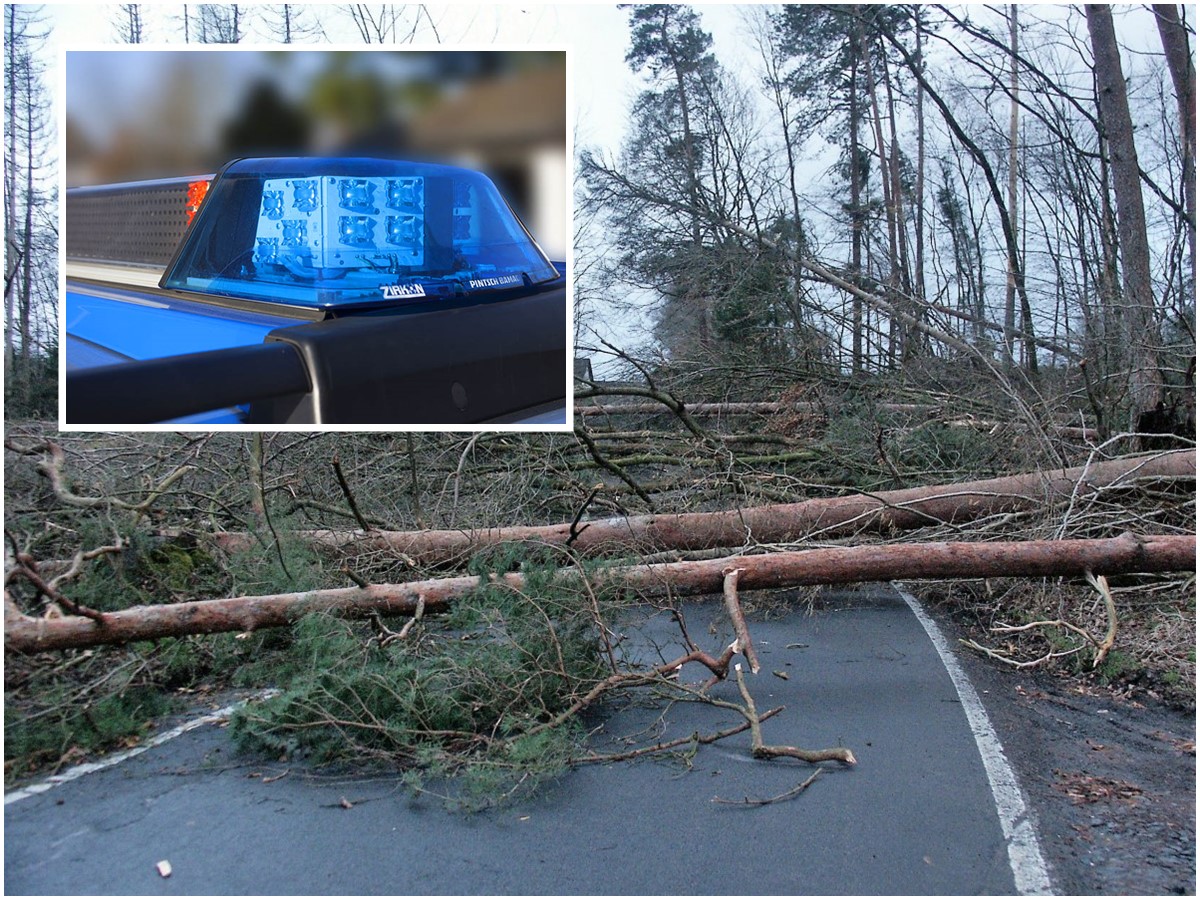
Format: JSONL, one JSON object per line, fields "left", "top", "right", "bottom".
{"left": 58, "top": 42, "right": 574, "bottom": 433}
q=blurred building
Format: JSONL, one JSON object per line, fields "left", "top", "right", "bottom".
{"left": 64, "top": 50, "right": 567, "bottom": 258}
{"left": 408, "top": 66, "right": 567, "bottom": 259}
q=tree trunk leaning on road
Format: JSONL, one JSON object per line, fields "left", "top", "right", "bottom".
{"left": 206, "top": 450, "right": 1194, "bottom": 564}
{"left": 6, "top": 533, "right": 1194, "bottom": 652}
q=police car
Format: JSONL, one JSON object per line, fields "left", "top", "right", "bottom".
{"left": 64, "top": 157, "right": 568, "bottom": 426}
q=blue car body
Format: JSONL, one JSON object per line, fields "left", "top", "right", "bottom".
{"left": 64, "top": 158, "right": 568, "bottom": 427}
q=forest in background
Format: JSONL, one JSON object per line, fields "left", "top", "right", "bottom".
{"left": 6, "top": 4, "right": 1197, "bottom": 435}
{"left": 576, "top": 4, "right": 1194, "bottom": 447}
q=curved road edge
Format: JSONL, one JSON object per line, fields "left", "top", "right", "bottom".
{"left": 894, "top": 581, "right": 1054, "bottom": 896}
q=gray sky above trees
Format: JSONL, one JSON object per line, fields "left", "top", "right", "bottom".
{"left": 34, "top": 3, "right": 1189, "bottom": 374}
{"left": 41, "top": 3, "right": 1175, "bottom": 197}
{"left": 44, "top": 4, "right": 768, "bottom": 162}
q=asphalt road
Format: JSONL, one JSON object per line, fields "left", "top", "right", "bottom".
{"left": 5, "top": 585, "right": 1033, "bottom": 895}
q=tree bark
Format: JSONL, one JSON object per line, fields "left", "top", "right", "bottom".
{"left": 1086, "top": 4, "right": 1164, "bottom": 421}
{"left": 206, "top": 450, "right": 1194, "bottom": 563}
{"left": 1004, "top": 4, "right": 1020, "bottom": 364}
{"left": 7, "top": 534, "right": 1193, "bottom": 653}
{"left": 1152, "top": 3, "right": 1196, "bottom": 276}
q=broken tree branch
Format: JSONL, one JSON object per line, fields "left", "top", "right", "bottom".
{"left": 573, "top": 424, "right": 654, "bottom": 507}
{"left": 966, "top": 568, "right": 1123, "bottom": 670}
{"left": 577, "top": 400, "right": 913, "bottom": 417}
{"left": 37, "top": 441, "right": 194, "bottom": 517}
{"left": 735, "top": 664, "right": 857, "bottom": 765}
{"left": 722, "top": 568, "right": 759, "bottom": 674}
{"left": 712, "top": 769, "right": 823, "bottom": 806}
{"left": 566, "top": 484, "right": 602, "bottom": 547}
{"left": 577, "top": 706, "right": 785, "bottom": 765}
{"left": 1086, "top": 571, "right": 1118, "bottom": 668}
{"left": 8, "top": 553, "right": 107, "bottom": 623}
{"left": 332, "top": 452, "right": 374, "bottom": 533}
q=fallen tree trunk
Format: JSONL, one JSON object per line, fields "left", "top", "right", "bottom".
{"left": 576, "top": 401, "right": 837, "bottom": 416}
{"left": 208, "top": 450, "right": 1194, "bottom": 564}
{"left": 7, "top": 532, "right": 1192, "bottom": 652}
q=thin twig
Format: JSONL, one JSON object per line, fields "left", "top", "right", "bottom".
{"left": 332, "top": 452, "right": 374, "bottom": 533}
{"left": 712, "top": 768, "right": 823, "bottom": 807}
{"left": 449, "top": 433, "right": 482, "bottom": 527}
{"left": 959, "top": 637, "right": 1087, "bottom": 669}
{"left": 575, "top": 706, "right": 785, "bottom": 764}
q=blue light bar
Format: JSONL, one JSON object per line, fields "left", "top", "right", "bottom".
{"left": 161, "top": 157, "right": 559, "bottom": 310}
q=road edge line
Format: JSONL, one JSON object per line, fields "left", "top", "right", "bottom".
{"left": 894, "top": 582, "right": 1054, "bottom": 896}
{"left": 5, "top": 690, "right": 278, "bottom": 807}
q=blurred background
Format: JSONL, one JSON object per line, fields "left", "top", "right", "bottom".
{"left": 65, "top": 49, "right": 567, "bottom": 257}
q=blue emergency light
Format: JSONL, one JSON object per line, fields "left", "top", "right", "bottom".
{"left": 161, "top": 157, "right": 559, "bottom": 310}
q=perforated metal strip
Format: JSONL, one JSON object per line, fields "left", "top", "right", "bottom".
{"left": 66, "top": 176, "right": 211, "bottom": 267}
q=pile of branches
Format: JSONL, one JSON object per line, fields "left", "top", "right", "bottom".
{"left": 228, "top": 555, "right": 852, "bottom": 810}
{"left": 3, "top": 384, "right": 1195, "bottom": 791}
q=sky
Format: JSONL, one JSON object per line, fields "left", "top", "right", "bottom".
{"left": 41, "top": 3, "right": 769, "bottom": 170}
{"left": 36, "top": 2, "right": 758, "bottom": 363}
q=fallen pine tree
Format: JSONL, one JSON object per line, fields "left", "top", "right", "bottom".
{"left": 6, "top": 532, "right": 1193, "bottom": 652}
{"left": 575, "top": 400, "right": 1098, "bottom": 438}
{"left": 576, "top": 400, "right": 885, "bottom": 416}
{"left": 206, "top": 449, "right": 1193, "bottom": 563}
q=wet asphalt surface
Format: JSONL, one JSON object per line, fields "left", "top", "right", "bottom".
{"left": 928, "top": 601, "right": 1197, "bottom": 897}
{"left": 5, "top": 585, "right": 1020, "bottom": 895}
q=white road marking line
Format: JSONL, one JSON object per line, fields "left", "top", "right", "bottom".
{"left": 5, "top": 691, "right": 278, "bottom": 807}
{"left": 897, "top": 585, "right": 1056, "bottom": 897}
{"left": 895, "top": 583, "right": 1054, "bottom": 896}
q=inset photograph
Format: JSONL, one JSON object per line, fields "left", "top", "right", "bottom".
{"left": 62, "top": 48, "right": 569, "bottom": 428}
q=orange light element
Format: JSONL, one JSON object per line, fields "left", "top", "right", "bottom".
{"left": 185, "top": 180, "right": 211, "bottom": 226}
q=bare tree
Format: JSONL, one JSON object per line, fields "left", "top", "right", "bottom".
{"left": 1003, "top": 4, "right": 1020, "bottom": 364}
{"left": 195, "top": 3, "right": 243, "bottom": 43}
{"left": 881, "top": 21, "right": 1039, "bottom": 376}
{"left": 4, "top": 4, "right": 52, "bottom": 378}
{"left": 4, "top": 3, "right": 26, "bottom": 372}
{"left": 341, "top": 4, "right": 401, "bottom": 43}
{"left": 258, "top": 4, "right": 326, "bottom": 43}
{"left": 112, "top": 3, "right": 144, "bottom": 43}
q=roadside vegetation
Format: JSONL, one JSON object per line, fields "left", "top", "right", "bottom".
{"left": 4, "top": 390, "right": 1192, "bottom": 799}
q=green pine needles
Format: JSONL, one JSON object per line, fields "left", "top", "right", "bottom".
{"left": 230, "top": 546, "right": 618, "bottom": 810}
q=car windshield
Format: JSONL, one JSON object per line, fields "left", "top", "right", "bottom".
{"left": 161, "top": 158, "right": 558, "bottom": 310}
